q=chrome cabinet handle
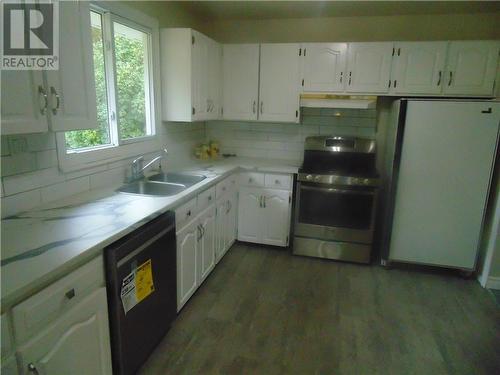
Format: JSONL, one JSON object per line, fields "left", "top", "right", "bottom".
{"left": 348, "top": 71, "right": 352, "bottom": 85}
{"left": 65, "top": 288, "right": 75, "bottom": 300}
{"left": 259, "top": 195, "right": 263, "bottom": 208}
{"left": 252, "top": 100, "right": 256, "bottom": 114}
{"left": 437, "top": 71, "right": 442, "bottom": 86}
{"left": 197, "top": 224, "right": 202, "bottom": 241}
{"left": 226, "top": 200, "right": 230, "bottom": 214}
{"left": 260, "top": 101, "right": 263, "bottom": 114}
{"left": 340, "top": 72, "right": 343, "bottom": 84}
{"left": 263, "top": 196, "right": 266, "bottom": 208}
{"left": 448, "top": 71, "right": 453, "bottom": 86}
{"left": 50, "top": 86, "right": 60, "bottom": 115}
{"left": 38, "top": 86, "right": 48, "bottom": 115}
{"left": 28, "top": 363, "right": 39, "bottom": 374}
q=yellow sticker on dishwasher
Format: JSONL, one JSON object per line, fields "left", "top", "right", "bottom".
{"left": 135, "top": 259, "right": 155, "bottom": 302}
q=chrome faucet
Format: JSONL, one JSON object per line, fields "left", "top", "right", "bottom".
{"left": 129, "top": 148, "right": 167, "bottom": 182}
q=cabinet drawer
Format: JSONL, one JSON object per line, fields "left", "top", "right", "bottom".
{"left": 216, "top": 175, "right": 235, "bottom": 199}
{"left": 175, "top": 198, "right": 197, "bottom": 231}
{"left": 12, "top": 255, "right": 104, "bottom": 344}
{"left": 197, "top": 186, "right": 216, "bottom": 212}
{"left": 265, "top": 174, "right": 292, "bottom": 190}
{"left": 239, "top": 172, "right": 264, "bottom": 187}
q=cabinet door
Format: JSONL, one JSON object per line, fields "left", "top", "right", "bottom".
{"left": 198, "top": 206, "right": 216, "bottom": 284}
{"left": 392, "top": 42, "right": 447, "bottom": 95}
{"left": 17, "top": 288, "right": 112, "bottom": 375}
{"left": 225, "top": 190, "right": 238, "bottom": 251}
{"left": 238, "top": 187, "right": 263, "bottom": 243}
{"left": 261, "top": 189, "right": 291, "bottom": 247}
{"left": 192, "top": 31, "right": 209, "bottom": 120}
{"left": 302, "top": 43, "right": 347, "bottom": 92}
{"left": 176, "top": 220, "right": 198, "bottom": 311}
{"left": 1, "top": 355, "right": 19, "bottom": 375}
{"left": 206, "top": 39, "right": 222, "bottom": 120}
{"left": 259, "top": 43, "right": 300, "bottom": 123}
{"left": 215, "top": 198, "right": 228, "bottom": 264}
{"left": 444, "top": 41, "right": 499, "bottom": 96}
{"left": 46, "top": 0, "right": 97, "bottom": 131}
{"left": 222, "top": 44, "right": 260, "bottom": 121}
{"left": 346, "top": 42, "right": 393, "bottom": 93}
{"left": 1, "top": 71, "right": 48, "bottom": 135}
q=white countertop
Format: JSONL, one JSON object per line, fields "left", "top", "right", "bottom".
{"left": 1, "top": 158, "right": 300, "bottom": 311}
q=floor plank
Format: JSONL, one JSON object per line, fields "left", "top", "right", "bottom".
{"left": 139, "top": 243, "right": 500, "bottom": 375}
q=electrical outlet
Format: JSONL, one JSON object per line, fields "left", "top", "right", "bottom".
{"left": 8, "top": 136, "right": 28, "bottom": 154}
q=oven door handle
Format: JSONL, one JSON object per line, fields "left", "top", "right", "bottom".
{"left": 300, "top": 185, "right": 376, "bottom": 196}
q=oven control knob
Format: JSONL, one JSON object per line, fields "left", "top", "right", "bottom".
{"left": 306, "top": 174, "right": 313, "bottom": 180}
{"left": 364, "top": 178, "right": 370, "bottom": 185}
{"left": 314, "top": 175, "right": 321, "bottom": 181}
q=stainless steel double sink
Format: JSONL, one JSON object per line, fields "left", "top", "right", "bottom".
{"left": 117, "top": 172, "right": 206, "bottom": 197}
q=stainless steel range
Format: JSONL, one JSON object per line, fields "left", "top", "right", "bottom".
{"left": 293, "top": 136, "right": 379, "bottom": 263}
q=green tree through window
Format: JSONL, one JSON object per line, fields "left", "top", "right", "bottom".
{"left": 65, "top": 11, "right": 152, "bottom": 151}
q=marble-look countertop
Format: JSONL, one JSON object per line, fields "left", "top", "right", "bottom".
{"left": 1, "top": 158, "right": 300, "bottom": 311}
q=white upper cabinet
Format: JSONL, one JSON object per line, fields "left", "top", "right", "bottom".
{"left": 1, "top": 1, "right": 97, "bottom": 135}
{"left": 222, "top": 44, "right": 260, "bottom": 121}
{"left": 259, "top": 43, "right": 300, "bottom": 123}
{"left": 161, "top": 28, "right": 221, "bottom": 122}
{"left": 346, "top": 42, "right": 393, "bottom": 93}
{"left": 191, "top": 31, "right": 210, "bottom": 121}
{"left": 391, "top": 42, "right": 448, "bottom": 95}
{"left": 301, "top": 43, "right": 347, "bottom": 92}
{"left": 443, "top": 41, "right": 500, "bottom": 96}
{"left": 47, "top": 0, "right": 97, "bottom": 132}
{"left": 1, "top": 71, "right": 48, "bottom": 135}
{"left": 206, "top": 38, "right": 222, "bottom": 119}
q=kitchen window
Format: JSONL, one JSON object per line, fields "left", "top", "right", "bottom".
{"left": 57, "top": 2, "right": 160, "bottom": 171}
{"left": 65, "top": 9, "right": 154, "bottom": 151}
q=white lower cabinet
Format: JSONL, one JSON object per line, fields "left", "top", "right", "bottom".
{"left": 238, "top": 175, "right": 292, "bottom": 247}
{"left": 17, "top": 288, "right": 112, "bottom": 375}
{"left": 215, "top": 189, "right": 238, "bottom": 263}
{"left": 197, "top": 205, "right": 216, "bottom": 284}
{"left": 176, "top": 202, "right": 217, "bottom": 311}
{"left": 176, "top": 218, "right": 199, "bottom": 311}
{"left": 1, "top": 355, "right": 19, "bottom": 375}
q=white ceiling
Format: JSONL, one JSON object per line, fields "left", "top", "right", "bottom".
{"left": 174, "top": 1, "right": 500, "bottom": 21}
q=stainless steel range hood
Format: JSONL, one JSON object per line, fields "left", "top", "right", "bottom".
{"left": 300, "top": 93, "right": 377, "bottom": 109}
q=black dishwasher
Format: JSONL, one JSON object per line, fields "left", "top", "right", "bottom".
{"left": 105, "top": 211, "right": 176, "bottom": 375}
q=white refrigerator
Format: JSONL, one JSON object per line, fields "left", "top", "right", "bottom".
{"left": 382, "top": 100, "right": 499, "bottom": 270}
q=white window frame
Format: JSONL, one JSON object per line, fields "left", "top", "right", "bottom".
{"left": 56, "top": 1, "right": 162, "bottom": 172}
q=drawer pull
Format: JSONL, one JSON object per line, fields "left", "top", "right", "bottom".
{"left": 186, "top": 210, "right": 191, "bottom": 217}
{"left": 65, "top": 289, "right": 75, "bottom": 300}
{"left": 275, "top": 179, "right": 280, "bottom": 184}
{"left": 208, "top": 196, "right": 212, "bottom": 201}
{"left": 28, "top": 363, "right": 39, "bottom": 374}
{"left": 249, "top": 178, "right": 253, "bottom": 182}
{"left": 222, "top": 186, "right": 226, "bottom": 191}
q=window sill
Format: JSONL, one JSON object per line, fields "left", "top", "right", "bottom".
{"left": 56, "top": 132, "right": 160, "bottom": 173}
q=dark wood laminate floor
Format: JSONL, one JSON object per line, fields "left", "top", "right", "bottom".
{"left": 139, "top": 243, "right": 500, "bottom": 375}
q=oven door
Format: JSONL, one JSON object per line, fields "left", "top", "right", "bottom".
{"left": 294, "top": 182, "right": 377, "bottom": 243}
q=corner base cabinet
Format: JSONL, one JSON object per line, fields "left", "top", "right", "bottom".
{"left": 238, "top": 172, "right": 293, "bottom": 247}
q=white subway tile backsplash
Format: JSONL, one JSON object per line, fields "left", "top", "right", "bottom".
{"left": 41, "top": 176, "right": 90, "bottom": 203}
{"left": 1, "top": 189, "right": 42, "bottom": 218}
{"left": 89, "top": 167, "right": 126, "bottom": 190}
{"left": 1, "top": 152, "right": 37, "bottom": 176}
{"left": 25, "top": 133, "right": 56, "bottom": 152}
{"left": 36, "top": 149, "right": 58, "bottom": 169}
{"left": 3, "top": 167, "right": 65, "bottom": 196}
